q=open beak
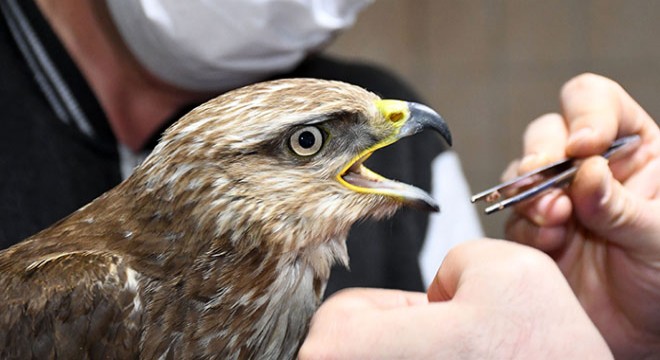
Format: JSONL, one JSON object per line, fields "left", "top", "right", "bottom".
{"left": 337, "top": 100, "right": 452, "bottom": 212}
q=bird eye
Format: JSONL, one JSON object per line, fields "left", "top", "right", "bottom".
{"left": 290, "top": 126, "right": 324, "bottom": 156}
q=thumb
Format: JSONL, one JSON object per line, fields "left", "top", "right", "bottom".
{"left": 571, "top": 156, "right": 660, "bottom": 252}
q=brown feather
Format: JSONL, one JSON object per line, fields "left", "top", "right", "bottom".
{"left": 0, "top": 78, "right": 419, "bottom": 359}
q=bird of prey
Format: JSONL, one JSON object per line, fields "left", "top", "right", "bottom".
{"left": 0, "top": 78, "right": 451, "bottom": 359}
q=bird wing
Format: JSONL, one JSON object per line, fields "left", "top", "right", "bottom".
{"left": 0, "top": 250, "right": 143, "bottom": 359}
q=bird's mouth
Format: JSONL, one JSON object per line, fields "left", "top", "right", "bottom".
{"left": 337, "top": 100, "right": 452, "bottom": 212}
{"left": 338, "top": 147, "right": 440, "bottom": 212}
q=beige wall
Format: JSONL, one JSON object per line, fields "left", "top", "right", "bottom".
{"left": 327, "top": 0, "right": 660, "bottom": 238}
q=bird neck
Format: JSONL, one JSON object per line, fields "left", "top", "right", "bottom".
{"left": 70, "top": 180, "right": 350, "bottom": 358}
{"left": 132, "top": 233, "right": 338, "bottom": 358}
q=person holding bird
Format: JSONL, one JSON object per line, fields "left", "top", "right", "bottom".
{"left": 1, "top": 0, "right": 659, "bottom": 358}
{"left": 0, "top": 0, "right": 475, "bottom": 357}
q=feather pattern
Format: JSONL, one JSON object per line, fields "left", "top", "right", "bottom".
{"left": 0, "top": 78, "right": 444, "bottom": 359}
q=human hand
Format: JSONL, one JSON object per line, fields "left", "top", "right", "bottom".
{"left": 299, "top": 240, "right": 612, "bottom": 359}
{"left": 505, "top": 73, "right": 660, "bottom": 358}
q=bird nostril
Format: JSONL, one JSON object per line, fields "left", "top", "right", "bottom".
{"left": 388, "top": 112, "right": 404, "bottom": 123}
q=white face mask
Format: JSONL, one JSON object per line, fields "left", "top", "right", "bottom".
{"left": 106, "top": 0, "right": 373, "bottom": 92}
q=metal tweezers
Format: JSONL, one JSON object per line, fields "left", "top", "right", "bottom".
{"left": 471, "top": 134, "right": 641, "bottom": 214}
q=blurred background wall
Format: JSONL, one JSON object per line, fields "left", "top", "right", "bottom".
{"left": 326, "top": 0, "right": 660, "bottom": 238}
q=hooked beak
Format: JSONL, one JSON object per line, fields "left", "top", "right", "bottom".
{"left": 337, "top": 100, "right": 452, "bottom": 212}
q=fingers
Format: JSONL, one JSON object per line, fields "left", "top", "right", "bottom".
{"left": 506, "top": 73, "right": 660, "bottom": 254}
{"left": 519, "top": 113, "right": 569, "bottom": 172}
{"left": 561, "top": 73, "right": 660, "bottom": 185}
{"left": 503, "top": 113, "right": 573, "bottom": 248}
{"left": 427, "top": 239, "right": 556, "bottom": 302}
{"left": 571, "top": 156, "right": 660, "bottom": 253}
{"left": 518, "top": 73, "right": 658, "bottom": 181}
{"left": 323, "top": 288, "right": 428, "bottom": 311}
{"left": 303, "top": 241, "right": 613, "bottom": 359}
{"left": 301, "top": 288, "right": 464, "bottom": 359}
{"left": 504, "top": 210, "right": 569, "bottom": 254}
{"left": 515, "top": 113, "right": 572, "bottom": 226}
{"left": 560, "top": 73, "right": 659, "bottom": 158}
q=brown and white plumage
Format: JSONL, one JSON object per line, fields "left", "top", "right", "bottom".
{"left": 0, "top": 78, "right": 451, "bottom": 359}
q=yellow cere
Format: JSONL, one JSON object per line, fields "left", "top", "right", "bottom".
{"left": 375, "top": 99, "right": 410, "bottom": 127}
{"left": 334, "top": 99, "right": 413, "bottom": 197}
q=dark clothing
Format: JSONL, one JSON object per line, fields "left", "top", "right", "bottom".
{"left": 0, "top": 0, "right": 445, "bottom": 296}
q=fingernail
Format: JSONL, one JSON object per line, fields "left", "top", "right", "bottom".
{"left": 531, "top": 195, "right": 554, "bottom": 226}
{"left": 500, "top": 160, "right": 521, "bottom": 182}
{"left": 568, "top": 127, "right": 594, "bottom": 148}
{"left": 519, "top": 154, "right": 536, "bottom": 173}
{"left": 519, "top": 153, "right": 548, "bottom": 173}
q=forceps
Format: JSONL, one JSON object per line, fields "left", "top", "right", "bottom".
{"left": 471, "top": 134, "right": 641, "bottom": 215}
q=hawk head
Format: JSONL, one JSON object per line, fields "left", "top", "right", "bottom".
{"left": 0, "top": 78, "right": 451, "bottom": 359}
{"left": 131, "top": 78, "right": 451, "bottom": 262}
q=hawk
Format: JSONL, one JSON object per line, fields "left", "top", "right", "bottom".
{"left": 0, "top": 78, "right": 451, "bottom": 359}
